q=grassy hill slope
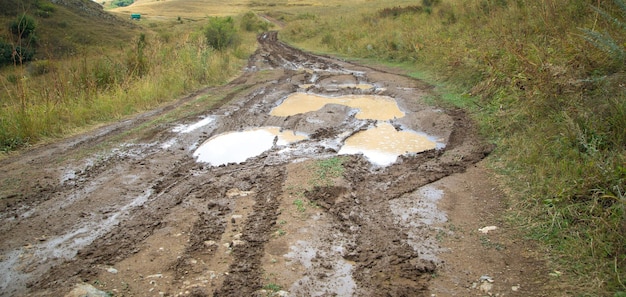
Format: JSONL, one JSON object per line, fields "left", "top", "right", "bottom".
{"left": 0, "top": 0, "right": 258, "bottom": 152}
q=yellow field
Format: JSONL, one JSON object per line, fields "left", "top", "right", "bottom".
{"left": 110, "top": 0, "right": 314, "bottom": 19}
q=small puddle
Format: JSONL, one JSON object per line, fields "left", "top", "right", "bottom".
{"left": 338, "top": 122, "right": 440, "bottom": 166}
{"left": 270, "top": 93, "right": 405, "bottom": 120}
{"left": 285, "top": 240, "right": 356, "bottom": 296}
{"left": 193, "top": 127, "right": 307, "bottom": 166}
{"left": 389, "top": 185, "right": 446, "bottom": 264}
{"left": 173, "top": 116, "right": 215, "bottom": 134}
{"left": 299, "top": 83, "right": 374, "bottom": 90}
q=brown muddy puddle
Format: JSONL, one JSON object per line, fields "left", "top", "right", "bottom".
{"left": 193, "top": 127, "right": 307, "bottom": 166}
{"left": 193, "top": 93, "right": 444, "bottom": 167}
{"left": 270, "top": 93, "right": 404, "bottom": 120}
{"left": 339, "top": 122, "right": 441, "bottom": 166}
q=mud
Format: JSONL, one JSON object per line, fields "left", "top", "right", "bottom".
{"left": 0, "top": 31, "right": 508, "bottom": 296}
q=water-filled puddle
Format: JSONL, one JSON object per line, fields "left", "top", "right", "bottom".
{"left": 172, "top": 116, "right": 215, "bottom": 133}
{"left": 193, "top": 127, "right": 307, "bottom": 166}
{"left": 298, "top": 83, "right": 374, "bottom": 90}
{"left": 338, "top": 122, "right": 439, "bottom": 166}
{"left": 270, "top": 93, "right": 405, "bottom": 120}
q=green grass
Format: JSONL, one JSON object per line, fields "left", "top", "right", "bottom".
{"left": 310, "top": 156, "right": 344, "bottom": 187}
{"left": 277, "top": 0, "right": 626, "bottom": 295}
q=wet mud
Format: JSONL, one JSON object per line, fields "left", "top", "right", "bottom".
{"left": 0, "top": 31, "right": 493, "bottom": 296}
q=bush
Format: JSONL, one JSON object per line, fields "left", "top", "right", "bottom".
{"left": 28, "top": 60, "right": 57, "bottom": 76}
{"left": 112, "top": 0, "right": 133, "bottom": 7}
{"left": 9, "top": 14, "right": 37, "bottom": 39}
{"left": 204, "top": 17, "right": 238, "bottom": 50}
{"left": 0, "top": 40, "right": 34, "bottom": 66}
{"left": 241, "top": 12, "right": 270, "bottom": 32}
{"left": 36, "top": 1, "right": 56, "bottom": 18}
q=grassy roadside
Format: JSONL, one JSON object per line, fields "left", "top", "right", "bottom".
{"left": 0, "top": 2, "right": 263, "bottom": 154}
{"left": 272, "top": 0, "right": 625, "bottom": 295}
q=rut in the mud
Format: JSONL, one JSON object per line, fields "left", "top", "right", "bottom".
{"left": 0, "top": 31, "right": 492, "bottom": 297}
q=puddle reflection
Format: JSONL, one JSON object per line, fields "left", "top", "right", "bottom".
{"left": 270, "top": 93, "right": 404, "bottom": 120}
{"left": 193, "top": 127, "right": 307, "bottom": 166}
{"left": 339, "top": 122, "right": 438, "bottom": 166}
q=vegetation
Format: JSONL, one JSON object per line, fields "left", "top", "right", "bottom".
{"left": 204, "top": 16, "right": 239, "bottom": 50}
{"left": 240, "top": 11, "right": 271, "bottom": 32}
{"left": 111, "top": 0, "right": 134, "bottom": 8}
{"left": 0, "top": 2, "right": 256, "bottom": 153}
{"left": 310, "top": 157, "right": 344, "bottom": 187}
{"left": 278, "top": 0, "right": 625, "bottom": 294}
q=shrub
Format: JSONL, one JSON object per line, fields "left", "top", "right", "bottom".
{"left": 241, "top": 12, "right": 270, "bottom": 32}
{"left": 204, "top": 17, "right": 238, "bottom": 50}
{"left": 36, "top": 1, "right": 56, "bottom": 18}
{"left": 112, "top": 0, "right": 134, "bottom": 7}
{"left": 9, "top": 14, "right": 37, "bottom": 39}
{"left": 0, "top": 40, "right": 34, "bottom": 66}
{"left": 28, "top": 60, "right": 57, "bottom": 76}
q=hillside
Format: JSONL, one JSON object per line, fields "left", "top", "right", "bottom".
{"left": 0, "top": 0, "right": 139, "bottom": 59}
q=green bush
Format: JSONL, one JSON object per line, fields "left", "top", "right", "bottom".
{"left": 10, "top": 14, "right": 37, "bottom": 39}
{"left": 204, "top": 17, "right": 238, "bottom": 50}
{"left": 240, "top": 12, "right": 270, "bottom": 32}
{"left": 36, "top": 0, "right": 56, "bottom": 18}
{"left": 0, "top": 40, "right": 34, "bottom": 66}
{"left": 112, "top": 0, "right": 134, "bottom": 7}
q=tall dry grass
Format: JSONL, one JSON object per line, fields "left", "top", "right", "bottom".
{"left": 0, "top": 19, "right": 256, "bottom": 152}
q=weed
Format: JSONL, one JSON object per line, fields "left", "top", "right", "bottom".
{"left": 310, "top": 157, "right": 344, "bottom": 187}
{"left": 263, "top": 283, "right": 282, "bottom": 292}
{"left": 479, "top": 236, "right": 505, "bottom": 251}
{"left": 293, "top": 199, "right": 306, "bottom": 212}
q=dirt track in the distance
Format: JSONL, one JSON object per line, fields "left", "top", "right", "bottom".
{"left": 0, "top": 32, "right": 559, "bottom": 297}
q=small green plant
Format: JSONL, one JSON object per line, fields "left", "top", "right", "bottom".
{"left": 276, "top": 229, "right": 286, "bottom": 236}
{"left": 310, "top": 157, "right": 344, "bottom": 186}
{"left": 293, "top": 199, "right": 306, "bottom": 212}
{"left": 263, "top": 283, "right": 282, "bottom": 292}
{"left": 581, "top": 0, "right": 626, "bottom": 68}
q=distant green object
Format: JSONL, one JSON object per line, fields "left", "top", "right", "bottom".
{"left": 131, "top": 13, "right": 141, "bottom": 20}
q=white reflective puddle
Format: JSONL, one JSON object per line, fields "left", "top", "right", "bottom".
{"left": 270, "top": 93, "right": 405, "bottom": 120}
{"left": 172, "top": 116, "right": 215, "bottom": 133}
{"left": 339, "top": 122, "right": 439, "bottom": 166}
{"left": 193, "top": 127, "right": 307, "bottom": 166}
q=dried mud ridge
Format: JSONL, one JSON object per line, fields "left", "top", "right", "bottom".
{"left": 0, "top": 32, "right": 493, "bottom": 296}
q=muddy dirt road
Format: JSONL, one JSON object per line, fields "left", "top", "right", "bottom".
{"left": 0, "top": 32, "right": 557, "bottom": 296}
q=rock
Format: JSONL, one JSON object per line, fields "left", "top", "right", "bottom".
{"left": 232, "top": 240, "right": 246, "bottom": 247}
{"left": 478, "top": 226, "right": 498, "bottom": 234}
{"left": 106, "top": 267, "right": 118, "bottom": 274}
{"left": 478, "top": 281, "right": 493, "bottom": 293}
{"left": 65, "top": 283, "right": 110, "bottom": 297}
{"left": 479, "top": 275, "right": 494, "bottom": 283}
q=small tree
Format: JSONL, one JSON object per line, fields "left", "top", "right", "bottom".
{"left": 204, "top": 17, "right": 238, "bottom": 50}
{"left": 10, "top": 14, "right": 37, "bottom": 40}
